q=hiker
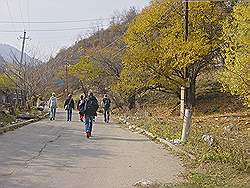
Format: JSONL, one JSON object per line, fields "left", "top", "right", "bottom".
{"left": 80, "top": 92, "right": 99, "bottom": 138}
{"left": 48, "top": 93, "right": 57, "bottom": 120}
{"left": 77, "top": 95, "right": 85, "bottom": 122}
{"left": 102, "top": 94, "right": 111, "bottom": 123}
{"left": 64, "top": 94, "right": 75, "bottom": 122}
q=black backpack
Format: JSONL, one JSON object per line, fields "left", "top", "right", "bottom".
{"left": 79, "top": 100, "right": 85, "bottom": 115}
{"left": 85, "top": 97, "right": 98, "bottom": 113}
{"left": 103, "top": 98, "right": 111, "bottom": 109}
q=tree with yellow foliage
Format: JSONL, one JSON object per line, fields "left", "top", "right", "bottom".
{"left": 68, "top": 56, "right": 105, "bottom": 96}
{"left": 0, "top": 74, "right": 15, "bottom": 89}
{"left": 220, "top": 1, "right": 250, "bottom": 106}
{"left": 114, "top": 0, "right": 228, "bottom": 109}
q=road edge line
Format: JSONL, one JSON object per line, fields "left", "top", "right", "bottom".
{"left": 0, "top": 113, "right": 49, "bottom": 135}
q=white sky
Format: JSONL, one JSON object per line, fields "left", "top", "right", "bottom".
{"left": 0, "top": 0, "right": 150, "bottom": 60}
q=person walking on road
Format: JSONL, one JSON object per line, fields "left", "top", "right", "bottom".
{"left": 77, "top": 95, "right": 85, "bottom": 122}
{"left": 48, "top": 93, "right": 57, "bottom": 120}
{"left": 102, "top": 94, "right": 111, "bottom": 123}
{"left": 64, "top": 94, "right": 75, "bottom": 122}
{"left": 80, "top": 92, "right": 98, "bottom": 138}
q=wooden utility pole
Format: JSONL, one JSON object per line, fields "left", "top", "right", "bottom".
{"left": 19, "top": 31, "right": 30, "bottom": 107}
{"left": 180, "top": 0, "right": 189, "bottom": 118}
{"left": 20, "top": 31, "right": 29, "bottom": 65}
{"left": 181, "top": 0, "right": 192, "bottom": 142}
{"left": 183, "top": 0, "right": 188, "bottom": 42}
{"left": 65, "top": 62, "right": 69, "bottom": 96}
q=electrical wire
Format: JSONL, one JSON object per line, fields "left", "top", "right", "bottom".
{"left": 18, "top": 0, "right": 26, "bottom": 29}
{"left": 0, "top": 18, "right": 111, "bottom": 24}
{"left": 5, "top": 0, "right": 16, "bottom": 30}
{"left": 27, "top": 0, "right": 31, "bottom": 31}
{"left": 0, "top": 25, "right": 110, "bottom": 33}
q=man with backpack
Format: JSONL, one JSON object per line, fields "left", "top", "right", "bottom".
{"left": 48, "top": 93, "right": 57, "bottom": 120}
{"left": 79, "top": 92, "right": 99, "bottom": 138}
{"left": 102, "top": 94, "right": 111, "bottom": 123}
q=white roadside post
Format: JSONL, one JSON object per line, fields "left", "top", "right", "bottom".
{"left": 181, "top": 108, "right": 192, "bottom": 142}
{"left": 180, "top": 86, "right": 185, "bottom": 118}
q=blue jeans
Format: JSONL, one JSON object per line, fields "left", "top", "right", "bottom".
{"left": 67, "top": 108, "right": 73, "bottom": 121}
{"left": 85, "top": 115, "right": 93, "bottom": 133}
{"left": 50, "top": 107, "right": 56, "bottom": 120}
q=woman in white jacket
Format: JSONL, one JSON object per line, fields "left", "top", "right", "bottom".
{"left": 48, "top": 93, "right": 57, "bottom": 120}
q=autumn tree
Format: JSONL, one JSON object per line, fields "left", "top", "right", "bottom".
{"left": 68, "top": 56, "right": 105, "bottom": 96}
{"left": 1, "top": 49, "right": 58, "bottom": 109}
{"left": 114, "top": 0, "right": 228, "bottom": 109}
{"left": 0, "top": 74, "right": 15, "bottom": 89}
{"left": 52, "top": 8, "right": 139, "bottom": 108}
{"left": 220, "top": 1, "right": 250, "bottom": 105}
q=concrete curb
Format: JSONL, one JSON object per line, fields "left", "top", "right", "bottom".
{"left": 128, "top": 126, "right": 196, "bottom": 160}
{"left": 0, "top": 113, "right": 49, "bottom": 135}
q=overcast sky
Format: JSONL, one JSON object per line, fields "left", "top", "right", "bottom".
{"left": 0, "top": 0, "right": 150, "bottom": 60}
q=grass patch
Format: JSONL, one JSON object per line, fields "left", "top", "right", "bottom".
{"left": 116, "top": 105, "right": 250, "bottom": 187}
{"left": 0, "top": 112, "right": 16, "bottom": 125}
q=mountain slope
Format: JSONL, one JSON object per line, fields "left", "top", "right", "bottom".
{"left": 0, "top": 55, "right": 5, "bottom": 65}
{"left": 0, "top": 44, "right": 33, "bottom": 64}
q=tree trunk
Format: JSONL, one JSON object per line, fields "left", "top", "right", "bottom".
{"left": 181, "top": 77, "right": 196, "bottom": 142}
{"left": 181, "top": 108, "right": 192, "bottom": 142}
{"left": 79, "top": 80, "right": 88, "bottom": 97}
{"left": 186, "top": 78, "right": 196, "bottom": 109}
{"left": 112, "top": 95, "right": 124, "bottom": 110}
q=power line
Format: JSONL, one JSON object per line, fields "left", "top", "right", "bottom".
{"left": 98, "top": 38, "right": 123, "bottom": 52}
{"left": 0, "top": 18, "right": 111, "bottom": 24}
{"left": 0, "top": 25, "right": 110, "bottom": 33}
{"left": 18, "top": 0, "right": 26, "bottom": 29}
{"left": 27, "top": 0, "right": 31, "bottom": 31}
{"left": 5, "top": 0, "right": 16, "bottom": 30}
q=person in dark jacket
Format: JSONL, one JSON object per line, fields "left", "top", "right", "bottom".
{"left": 80, "top": 92, "right": 98, "bottom": 138}
{"left": 77, "top": 95, "right": 85, "bottom": 122}
{"left": 64, "top": 94, "right": 75, "bottom": 122}
{"left": 102, "top": 94, "right": 111, "bottom": 123}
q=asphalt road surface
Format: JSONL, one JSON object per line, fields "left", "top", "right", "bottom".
{"left": 0, "top": 110, "right": 183, "bottom": 188}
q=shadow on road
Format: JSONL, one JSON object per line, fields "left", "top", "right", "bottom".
{"left": 91, "top": 136, "right": 149, "bottom": 142}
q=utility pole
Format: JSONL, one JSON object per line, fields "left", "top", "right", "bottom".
{"left": 19, "top": 31, "right": 30, "bottom": 108}
{"left": 181, "top": 0, "right": 192, "bottom": 143}
{"left": 183, "top": 0, "right": 188, "bottom": 42}
{"left": 180, "top": 0, "right": 189, "bottom": 118}
{"left": 20, "top": 31, "right": 29, "bottom": 65}
{"left": 65, "top": 62, "right": 69, "bottom": 96}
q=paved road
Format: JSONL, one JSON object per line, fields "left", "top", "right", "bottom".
{"left": 0, "top": 110, "right": 183, "bottom": 188}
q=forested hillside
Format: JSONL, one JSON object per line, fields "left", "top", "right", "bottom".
{"left": 48, "top": 8, "right": 137, "bottom": 100}
{"left": 49, "top": 1, "right": 249, "bottom": 110}
{"left": 48, "top": 1, "right": 249, "bottom": 187}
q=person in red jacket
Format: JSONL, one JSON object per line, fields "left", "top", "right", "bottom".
{"left": 77, "top": 95, "right": 85, "bottom": 122}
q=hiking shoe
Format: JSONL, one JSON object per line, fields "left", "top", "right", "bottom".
{"left": 86, "top": 132, "right": 90, "bottom": 138}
